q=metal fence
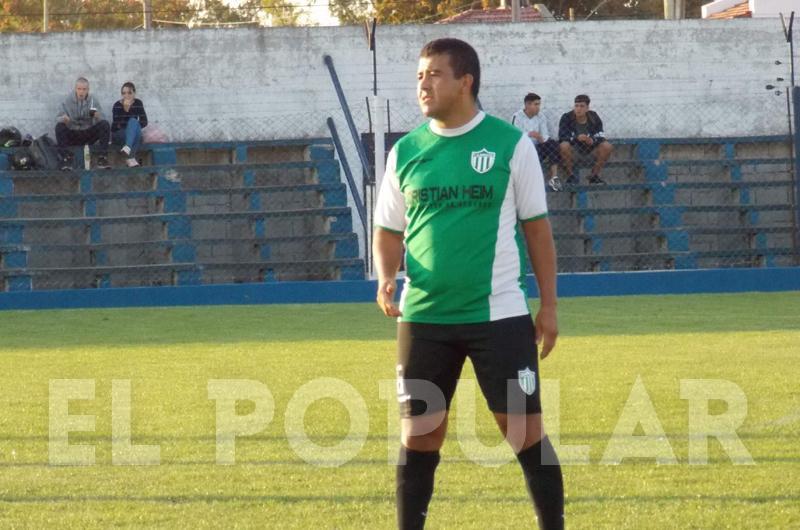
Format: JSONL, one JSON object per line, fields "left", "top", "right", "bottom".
{"left": 368, "top": 87, "right": 800, "bottom": 273}
{"left": 1, "top": 61, "right": 798, "bottom": 292}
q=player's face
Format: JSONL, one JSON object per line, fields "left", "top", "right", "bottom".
{"left": 75, "top": 81, "right": 89, "bottom": 101}
{"left": 574, "top": 101, "right": 589, "bottom": 119}
{"left": 417, "top": 54, "right": 470, "bottom": 120}
{"left": 524, "top": 100, "right": 541, "bottom": 117}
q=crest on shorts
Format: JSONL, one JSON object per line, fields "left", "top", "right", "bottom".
{"left": 517, "top": 367, "right": 536, "bottom": 396}
{"left": 396, "top": 364, "right": 410, "bottom": 403}
{"left": 470, "top": 148, "right": 496, "bottom": 174}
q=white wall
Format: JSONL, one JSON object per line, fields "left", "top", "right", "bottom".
{"left": 0, "top": 18, "right": 792, "bottom": 141}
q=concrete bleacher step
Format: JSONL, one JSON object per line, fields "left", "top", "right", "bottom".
{"left": 1, "top": 262, "right": 202, "bottom": 291}
{"left": 1, "top": 183, "right": 349, "bottom": 220}
{"left": 1, "top": 256, "right": 365, "bottom": 291}
{"left": 0, "top": 136, "right": 367, "bottom": 291}
{"left": 2, "top": 159, "right": 343, "bottom": 192}
{"left": 0, "top": 208, "right": 355, "bottom": 251}
{"left": 558, "top": 247, "right": 797, "bottom": 272}
{"left": 13, "top": 233, "right": 360, "bottom": 268}
{"left": 0, "top": 137, "right": 336, "bottom": 172}
{"left": 2, "top": 135, "right": 795, "bottom": 290}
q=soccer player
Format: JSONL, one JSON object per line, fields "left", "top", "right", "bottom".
{"left": 373, "top": 38, "right": 564, "bottom": 530}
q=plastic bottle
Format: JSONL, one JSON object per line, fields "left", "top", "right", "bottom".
{"left": 83, "top": 144, "right": 91, "bottom": 170}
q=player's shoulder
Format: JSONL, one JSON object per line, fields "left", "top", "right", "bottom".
{"left": 480, "top": 114, "right": 525, "bottom": 144}
{"left": 392, "top": 121, "right": 431, "bottom": 151}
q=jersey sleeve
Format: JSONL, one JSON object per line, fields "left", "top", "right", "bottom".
{"left": 510, "top": 135, "right": 548, "bottom": 223}
{"left": 373, "top": 147, "right": 406, "bottom": 233}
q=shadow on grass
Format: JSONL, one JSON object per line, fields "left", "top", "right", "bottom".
{"left": 0, "top": 431, "right": 796, "bottom": 443}
{"left": 0, "top": 493, "right": 797, "bottom": 505}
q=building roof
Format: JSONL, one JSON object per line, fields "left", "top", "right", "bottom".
{"left": 706, "top": 1, "right": 752, "bottom": 19}
{"left": 436, "top": 6, "right": 544, "bottom": 24}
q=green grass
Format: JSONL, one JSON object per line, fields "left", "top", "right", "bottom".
{"left": 0, "top": 292, "right": 798, "bottom": 529}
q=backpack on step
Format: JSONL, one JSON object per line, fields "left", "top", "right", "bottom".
{"left": 11, "top": 147, "right": 34, "bottom": 170}
{"left": 30, "top": 134, "right": 74, "bottom": 171}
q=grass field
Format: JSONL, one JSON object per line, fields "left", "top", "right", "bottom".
{"left": 0, "top": 292, "right": 798, "bottom": 529}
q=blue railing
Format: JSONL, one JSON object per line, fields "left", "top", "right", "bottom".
{"left": 323, "top": 55, "right": 374, "bottom": 184}
{"left": 327, "top": 117, "right": 366, "bottom": 230}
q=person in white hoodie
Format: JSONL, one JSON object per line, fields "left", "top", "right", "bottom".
{"left": 55, "top": 77, "right": 110, "bottom": 169}
{"left": 511, "top": 93, "right": 562, "bottom": 191}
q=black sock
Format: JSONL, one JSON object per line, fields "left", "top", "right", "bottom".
{"left": 397, "top": 446, "right": 440, "bottom": 530}
{"left": 516, "top": 437, "right": 565, "bottom": 530}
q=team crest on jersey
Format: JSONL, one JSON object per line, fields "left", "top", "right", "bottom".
{"left": 470, "top": 148, "right": 496, "bottom": 174}
{"left": 517, "top": 367, "right": 536, "bottom": 396}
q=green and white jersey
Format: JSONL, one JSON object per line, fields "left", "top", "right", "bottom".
{"left": 374, "top": 111, "right": 548, "bottom": 324}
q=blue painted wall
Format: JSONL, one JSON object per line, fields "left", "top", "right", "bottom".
{"left": 1, "top": 268, "right": 798, "bottom": 311}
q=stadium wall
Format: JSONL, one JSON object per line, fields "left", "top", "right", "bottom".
{"left": 1, "top": 269, "right": 798, "bottom": 310}
{"left": 0, "top": 18, "right": 791, "bottom": 141}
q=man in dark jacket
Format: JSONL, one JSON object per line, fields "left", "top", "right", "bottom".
{"left": 55, "top": 77, "right": 111, "bottom": 169}
{"left": 558, "top": 94, "right": 613, "bottom": 184}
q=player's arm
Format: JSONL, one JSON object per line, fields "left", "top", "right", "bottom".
{"left": 373, "top": 228, "right": 404, "bottom": 317}
{"left": 521, "top": 217, "right": 558, "bottom": 359}
{"left": 512, "top": 136, "right": 559, "bottom": 358}
{"left": 372, "top": 148, "right": 406, "bottom": 317}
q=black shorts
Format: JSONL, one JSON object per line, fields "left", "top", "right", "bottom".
{"left": 395, "top": 315, "right": 542, "bottom": 417}
{"left": 535, "top": 139, "right": 561, "bottom": 166}
{"left": 570, "top": 138, "right": 605, "bottom": 155}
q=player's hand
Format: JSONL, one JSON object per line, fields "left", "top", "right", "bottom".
{"left": 529, "top": 131, "right": 542, "bottom": 142}
{"left": 534, "top": 305, "right": 558, "bottom": 359}
{"left": 376, "top": 279, "right": 402, "bottom": 317}
{"left": 585, "top": 136, "right": 594, "bottom": 146}
{"left": 61, "top": 116, "right": 70, "bottom": 125}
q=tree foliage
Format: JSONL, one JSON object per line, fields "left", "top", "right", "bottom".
{"left": 0, "top": 0, "right": 302, "bottom": 32}
{"left": 329, "top": 0, "right": 707, "bottom": 25}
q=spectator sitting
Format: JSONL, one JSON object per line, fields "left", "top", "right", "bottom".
{"left": 55, "top": 77, "right": 110, "bottom": 169}
{"left": 558, "top": 94, "right": 613, "bottom": 185}
{"left": 112, "top": 82, "right": 148, "bottom": 168}
{"left": 511, "top": 92, "right": 562, "bottom": 191}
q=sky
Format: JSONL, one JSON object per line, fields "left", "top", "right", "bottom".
{"left": 299, "top": 0, "right": 340, "bottom": 26}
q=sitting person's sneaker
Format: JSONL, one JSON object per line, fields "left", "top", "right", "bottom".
{"left": 587, "top": 174, "right": 606, "bottom": 185}
{"left": 125, "top": 158, "right": 140, "bottom": 168}
{"left": 120, "top": 145, "right": 131, "bottom": 156}
{"left": 548, "top": 176, "right": 563, "bottom": 192}
{"left": 565, "top": 174, "right": 578, "bottom": 185}
{"left": 95, "top": 156, "right": 111, "bottom": 169}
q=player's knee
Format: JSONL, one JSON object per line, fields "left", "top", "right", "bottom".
{"left": 403, "top": 430, "right": 445, "bottom": 452}
{"left": 498, "top": 413, "right": 544, "bottom": 453}
{"left": 401, "top": 412, "right": 447, "bottom": 450}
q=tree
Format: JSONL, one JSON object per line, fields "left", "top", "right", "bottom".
{"left": 328, "top": 0, "right": 707, "bottom": 24}
{"left": 329, "top": 0, "right": 496, "bottom": 26}
{"left": 0, "top": 0, "right": 302, "bottom": 32}
{"left": 261, "top": 0, "right": 303, "bottom": 26}
{"left": 530, "top": 0, "right": 707, "bottom": 20}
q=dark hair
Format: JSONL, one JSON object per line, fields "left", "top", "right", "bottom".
{"left": 524, "top": 92, "right": 541, "bottom": 104}
{"left": 574, "top": 94, "right": 590, "bottom": 105}
{"left": 121, "top": 81, "right": 136, "bottom": 94}
{"left": 420, "top": 38, "right": 480, "bottom": 99}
